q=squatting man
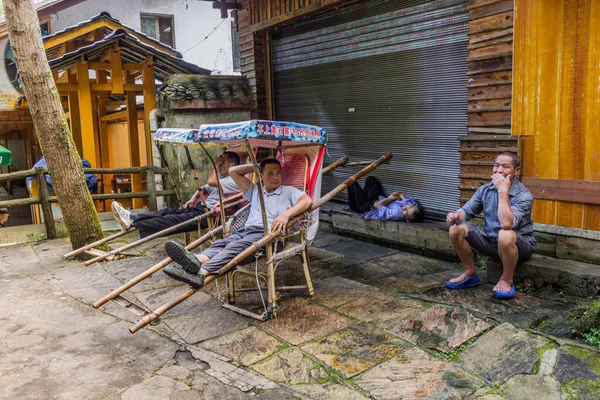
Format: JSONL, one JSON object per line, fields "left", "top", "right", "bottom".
{"left": 445, "top": 152, "right": 536, "bottom": 299}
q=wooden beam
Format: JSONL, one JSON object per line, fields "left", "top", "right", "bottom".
{"left": 88, "top": 61, "right": 111, "bottom": 70}
{"left": 110, "top": 47, "right": 124, "bottom": 95}
{"left": 67, "top": 72, "right": 82, "bottom": 155}
{"left": 56, "top": 83, "right": 144, "bottom": 92}
{"left": 126, "top": 72, "right": 143, "bottom": 208}
{"left": 249, "top": 0, "right": 360, "bottom": 33}
{"left": 521, "top": 178, "right": 600, "bottom": 205}
{"left": 76, "top": 61, "right": 98, "bottom": 168}
{"left": 43, "top": 19, "right": 106, "bottom": 49}
{"left": 142, "top": 58, "right": 156, "bottom": 166}
{"left": 100, "top": 109, "right": 144, "bottom": 123}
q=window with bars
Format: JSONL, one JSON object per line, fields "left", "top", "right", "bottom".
{"left": 140, "top": 13, "right": 175, "bottom": 48}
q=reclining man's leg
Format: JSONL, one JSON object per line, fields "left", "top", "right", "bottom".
{"left": 135, "top": 210, "right": 208, "bottom": 238}
{"left": 163, "top": 227, "right": 266, "bottom": 288}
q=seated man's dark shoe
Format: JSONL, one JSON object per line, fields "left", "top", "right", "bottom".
{"left": 165, "top": 240, "right": 201, "bottom": 274}
{"left": 163, "top": 265, "right": 206, "bottom": 288}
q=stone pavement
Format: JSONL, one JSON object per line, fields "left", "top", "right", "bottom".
{"left": 1, "top": 231, "right": 599, "bottom": 399}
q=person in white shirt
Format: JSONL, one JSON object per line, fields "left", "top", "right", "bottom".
{"left": 111, "top": 152, "right": 241, "bottom": 238}
{"left": 162, "top": 158, "right": 313, "bottom": 288}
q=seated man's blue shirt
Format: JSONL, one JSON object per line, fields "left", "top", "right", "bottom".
{"left": 243, "top": 183, "right": 304, "bottom": 229}
{"left": 362, "top": 197, "right": 418, "bottom": 221}
{"left": 458, "top": 178, "right": 534, "bottom": 239}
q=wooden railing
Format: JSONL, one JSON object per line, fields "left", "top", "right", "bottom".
{"left": 0, "top": 166, "right": 177, "bottom": 239}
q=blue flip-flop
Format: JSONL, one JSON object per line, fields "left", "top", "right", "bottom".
{"left": 495, "top": 285, "right": 516, "bottom": 299}
{"left": 445, "top": 274, "right": 480, "bottom": 289}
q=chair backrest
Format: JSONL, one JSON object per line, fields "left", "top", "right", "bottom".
{"left": 227, "top": 203, "right": 251, "bottom": 234}
{"left": 278, "top": 154, "right": 309, "bottom": 192}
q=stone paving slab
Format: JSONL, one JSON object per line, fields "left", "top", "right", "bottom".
{"left": 301, "top": 323, "right": 409, "bottom": 377}
{"left": 311, "top": 276, "right": 376, "bottom": 308}
{"left": 49, "top": 263, "right": 125, "bottom": 305}
{"left": 0, "top": 273, "right": 179, "bottom": 399}
{"left": 262, "top": 298, "right": 351, "bottom": 345}
{"left": 367, "top": 269, "right": 464, "bottom": 293}
{"left": 337, "top": 294, "right": 429, "bottom": 329}
{"left": 311, "top": 232, "right": 354, "bottom": 248}
{"left": 102, "top": 257, "right": 182, "bottom": 293}
{"left": 391, "top": 304, "right": 493, "bottom": 352}
{"left": 458, "top": 322, "right": 551, "bottom": 384}
{"left": 371, "top": 251, "right": 459, "bottom": 275}
{"left": 165, "top": 306, "right": 249, "bottom": 344}
{"left": 356, "top": 347, "right": 483, "bottom": 399}
{"left": 323, "top": 239, "right": 398, "bottom": 261}
{"left": 286, "top": 383, "right": 368, "bottom": 400}
{"left": 135, "top": 286, "right": 221, "bottom": 318}
{"left": 200, "top": 327, "right": 284, "bottom": 366}
{"left": 251, "top": 348, "right": 328, "bottom": 384}
{"left": 553, "top": 345, "right": 600, "bottom": 399}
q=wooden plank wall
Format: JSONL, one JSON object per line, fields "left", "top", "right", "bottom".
{"left": 239, "top": 0, "right": 354, "bottom": 119}
{"left": 513, "top": 0, "right": 600, "bottom": 230}
{"left": 460, "top": 0, "right": 517, "bottom": 204}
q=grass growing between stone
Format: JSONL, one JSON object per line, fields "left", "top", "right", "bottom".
{"left": 436, "top": 336, "right": 478, "bottom": 363}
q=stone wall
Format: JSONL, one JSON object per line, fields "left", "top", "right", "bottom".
{"left": 156, "top": 74, "right": 251, "bottom": 207}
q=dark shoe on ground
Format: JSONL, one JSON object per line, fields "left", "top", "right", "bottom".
{"left": 165, "top": 240, "right": 201, "bottom": 274}
{"left": 495, "top": 284, "right": 516, "bottom": 299}
{"left": 445, "top": 274, "right": 480, "bottom": 289}
{"left": 163, "top": 265, "right": 205, "bottom": 288}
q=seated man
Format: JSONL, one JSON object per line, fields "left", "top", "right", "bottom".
{"left": 111, "top": 152, "right": 241, "bottom": 238}
{"left": 162, "top": 157, "right": 313, "bottom": 288}
{"left": 348, "top": 176, "right": 424, "bottom": 222}
{"left": 445, "top": 152, "right": 536, "bottom": 299}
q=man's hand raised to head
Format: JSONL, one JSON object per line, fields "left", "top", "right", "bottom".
{"left": 491, "top": 172, "right": 511, "bottom": 194}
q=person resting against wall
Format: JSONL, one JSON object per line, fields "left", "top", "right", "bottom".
{"left": 347, "top": 176, "right": 424, "bottom": 222}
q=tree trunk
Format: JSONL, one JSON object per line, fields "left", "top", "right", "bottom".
{"left": 3, "top": 0, "right": 103, "bottom": 249}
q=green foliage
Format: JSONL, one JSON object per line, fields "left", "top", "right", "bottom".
{"left": 582, "top": 328, "right": 600, "bottom": 350}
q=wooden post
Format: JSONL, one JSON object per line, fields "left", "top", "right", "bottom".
{"left": 110, "top": 46, "right": 124, "bottom": 95}
{"left": 146, "top": 167, "right": 157, "bottom": 211}
{"left": 67, "top": 71, "right": 83, "bottom": 155}
{"left": 77, "top": 61, "right": 99, "bottom": 168}
{"left": 126, "top": 71, "right": 143, "bottom": 209}
{"left": 142, "top": 57, "right": 156, "bottom": 166}
{"left": 35, "top": 167, "right": 57, "bottom": 239}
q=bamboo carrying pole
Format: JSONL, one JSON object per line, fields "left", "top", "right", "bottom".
{"left": 322, "top": 156, "right": 349, "bottom": 175}
{"left": 93, "top": 226, "right": 224, "bottom": 309}
{"left": 129, "top": 152, "right": 393, "bottom": 333}
{"left": 64, "top": 228, "right": 135, "bottom": 259}
{"left": 83, "top": 200, "right": 243, "bottom": 266}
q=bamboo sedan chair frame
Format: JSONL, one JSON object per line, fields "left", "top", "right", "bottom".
{"left": 92, "top": 129, "right": 250, "bottom": 313}
{"left": 126, "top": 120, "right": 392, "bottom": 332}
{"left": 130, "top": 151, "right": 393, "bottom": 333}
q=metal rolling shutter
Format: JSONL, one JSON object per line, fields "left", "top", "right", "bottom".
{"left": 271, "top": 0, "right": 469, "bottom": 218}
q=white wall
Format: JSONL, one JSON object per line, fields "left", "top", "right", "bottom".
{"left": 48, "top": 0, "right": 236, "bottom": 75}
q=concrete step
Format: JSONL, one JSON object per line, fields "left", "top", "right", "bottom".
{"left": 487, "top": 255, "right": 600, "bottom": 297}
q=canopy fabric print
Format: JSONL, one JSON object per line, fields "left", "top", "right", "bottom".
{"left": 198, "top": 120, "right": 326, "bottom": 144}
{"left": 153, "top": 128, "right": 198, "bottom": 145}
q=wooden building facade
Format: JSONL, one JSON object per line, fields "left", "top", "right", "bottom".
{"left": 224, "top": 0, "right": 600, "bottom": 231}
{"left": 0, "top": 13, "right": 208, "bottom": 211}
